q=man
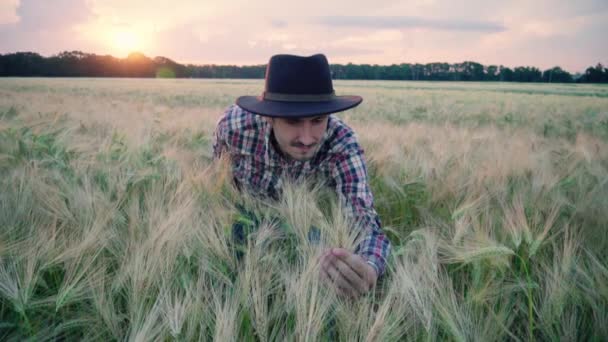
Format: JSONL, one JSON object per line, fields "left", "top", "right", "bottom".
{"left": 212, "top": 54, "right": 390, "bottom": 298}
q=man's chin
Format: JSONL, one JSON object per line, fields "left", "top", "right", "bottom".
{"left": 287, "top": 150, "right": 316, "bottom": 161}
{"left": 289, "top": 154, "right": 313, "bottom": 161}
{"left": 285, "top": 145, "right": 318, "bottom": 160}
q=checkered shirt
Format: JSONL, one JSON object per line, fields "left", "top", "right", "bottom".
{"left": 212, "top": 104, "right": 391, "bottom": 276}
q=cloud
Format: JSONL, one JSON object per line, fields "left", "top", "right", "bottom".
{"left": 271, "top": 19, "right": 288, "bottom": 28}
{"left": 0, "top": 0, "right": 96, "bottom": 55}
{"left": 316, "top": 16, "right": 506, "bottom": 33}
{"left": 0, "top": 0, "right": 19, "bottom": 25}
{"left": 87, "top": 0, "right": 212, "bottom": 32}
{"left": 143, "top": 20, "right": 381, "bottom": 66}
{"left": 16, "top": 0, "right": 93, "bottom": 31}
{"left": 519, "top": 0, "right": 608, "bottom": 18}
{"left": 0, "top": 0, "right": 605, "bottom": 72}
{"left": 476, "top": 11, "right": 608, "bottom": 72}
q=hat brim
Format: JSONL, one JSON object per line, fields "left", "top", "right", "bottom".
{"left": 235, "top": 95, "right": 362, "bottom": 118}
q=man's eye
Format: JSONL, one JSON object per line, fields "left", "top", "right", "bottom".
{"left": 287, "top": 120, "right": 299, "bottom": 125}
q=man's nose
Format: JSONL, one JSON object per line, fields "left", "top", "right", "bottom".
{"left": 298, "top": 123, "right": 315, "bottom": 145}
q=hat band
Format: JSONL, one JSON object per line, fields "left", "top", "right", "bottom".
{"left": 263, "top": 91, "right": 336, "bottom": 102}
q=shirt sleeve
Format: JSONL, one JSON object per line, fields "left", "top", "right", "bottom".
{"left": 212, "top": 107, "right": 230, "bottom": 160}
{"left": 331, "top": 146, "right": 391, "bottom": 276}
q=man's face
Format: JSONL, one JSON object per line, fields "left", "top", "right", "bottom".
{"left": 267, "top": 115, "right": 329, "bottom": 161}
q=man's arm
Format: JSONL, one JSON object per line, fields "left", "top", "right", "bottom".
{"left": 333, "top": 149, "right": 391, "bottom": 275}
{"left": 320, "top": 146, "right": 391, "bottom": 297}
{"left": 212, "top": 106, "right": 234, "bottom": 160}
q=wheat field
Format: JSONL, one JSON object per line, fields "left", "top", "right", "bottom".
{"left": 1, "top": 78, "right": 607, "bottom": 341}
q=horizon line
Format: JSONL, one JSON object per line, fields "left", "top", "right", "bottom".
{"left": 1, "top": 49, "right": 602, "bottom": 74}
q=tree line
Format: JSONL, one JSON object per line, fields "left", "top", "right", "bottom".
{"left": 1, "top": 51, "right": 607, "bottom": 83}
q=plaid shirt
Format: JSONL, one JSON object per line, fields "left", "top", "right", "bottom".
{"left": 212, "top": 104, "right": 390, "bottom": 276}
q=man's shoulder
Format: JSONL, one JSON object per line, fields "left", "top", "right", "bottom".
{"left": 214, "top": 104, "right": 267, "bottom": 156}
{"left": 325, "top": 115, "right": 362, "bottom": 155}
{"left": 217, "top": 104, "right": 266, "bottom": 133}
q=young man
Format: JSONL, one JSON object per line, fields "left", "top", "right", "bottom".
{"left": 212, "top": 54, "right": 390, "bottom": 298}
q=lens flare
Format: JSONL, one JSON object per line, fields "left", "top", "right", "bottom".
{"left": 111, "top": 29, "right": 142, "bottom": 55}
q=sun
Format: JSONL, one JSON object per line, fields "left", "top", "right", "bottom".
{"left": 110, "top": 29, "right": 143, "bottom": 55}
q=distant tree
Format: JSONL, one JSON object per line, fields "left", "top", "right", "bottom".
{"left": 462, "top": 61, "right": 485, "bottom": 81}
{"left": 580, "top": 63, "right": 607, "bottom": 83}
{"left": 239, "top": 65, "right": 265, "bottom": 78}
{"left": 124, "top": 52, "right": 154, "bottom": 77}
{"left": 154, "top": 56, "right": 187, "bottom": 77}
{"left": 499, "top": 66, "right": 514, "bottom": 82}
{"left": 377, "top": 64, "right": 405, "bottom": 80}
{"left": 399, "top": 64, "right": 413, "bottom": 80}
{"left": 512, "top": 66, "right": 542, "bottom": 82}
{"left": 427, "top": 62, "right": 450, "bottom": 81}
{"left": 411, "top": 63, "right": 425, "bottom": 80}
{"left": 449, "top": 61, "right": 484, "bottom": 81}
{"left": 2, "top": 50, "right": 607, "bottom": 83}
{"left": 542, "top": 66, "right": 573, "bottom": 83}
{"left": 484, "top": 65, "right": 499, "bottom": 81}
{"left": 0, "top": 52, "right": 46, "bottom": 76}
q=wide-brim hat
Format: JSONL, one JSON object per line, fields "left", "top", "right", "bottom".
{"left": 236, "top": 54, "right": 362, "bottom": 118}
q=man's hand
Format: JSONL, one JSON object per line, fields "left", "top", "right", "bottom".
{"left": 319, "top": 248, "right": 378, "bottom": 298}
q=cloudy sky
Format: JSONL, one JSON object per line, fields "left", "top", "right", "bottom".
{"left": 0, "top": 0, "right": 606, "bottom": 72}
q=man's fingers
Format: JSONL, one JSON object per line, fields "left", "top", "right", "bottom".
{"left": 319, "top": 249, "right": 378, "bottom": 298}
{"left": 319, "top": 263, "right": 330, "bottom": 283}
{"left": 330, "top": 248, "right": 369, "bottom": 280}
{"left": 328, "top": 256, "right": 368, "bottom": 294}
{"left": 331, "top": 248, "right": 378, "bottom": 289}
{"left": 322, "top": 257, "right": 359, "bottom": 298}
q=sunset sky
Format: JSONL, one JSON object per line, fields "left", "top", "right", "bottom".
{"left": 0, "top": 0, "right": 606, "bottom": 72}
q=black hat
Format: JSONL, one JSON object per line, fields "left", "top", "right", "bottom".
{"left": 236, "top": 54, "right": 362, "bottom": 118}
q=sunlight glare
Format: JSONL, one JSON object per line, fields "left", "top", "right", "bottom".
{"left": 111, "top": 29, "right": 143, "bottom": 55}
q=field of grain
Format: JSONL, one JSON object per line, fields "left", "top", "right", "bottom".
{"left": 1, "top": 78, "right": 607, "bottom": 340}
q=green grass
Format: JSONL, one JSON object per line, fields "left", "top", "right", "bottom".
{"left": 0, "top": 78, "right": 607, "bottom": 340}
